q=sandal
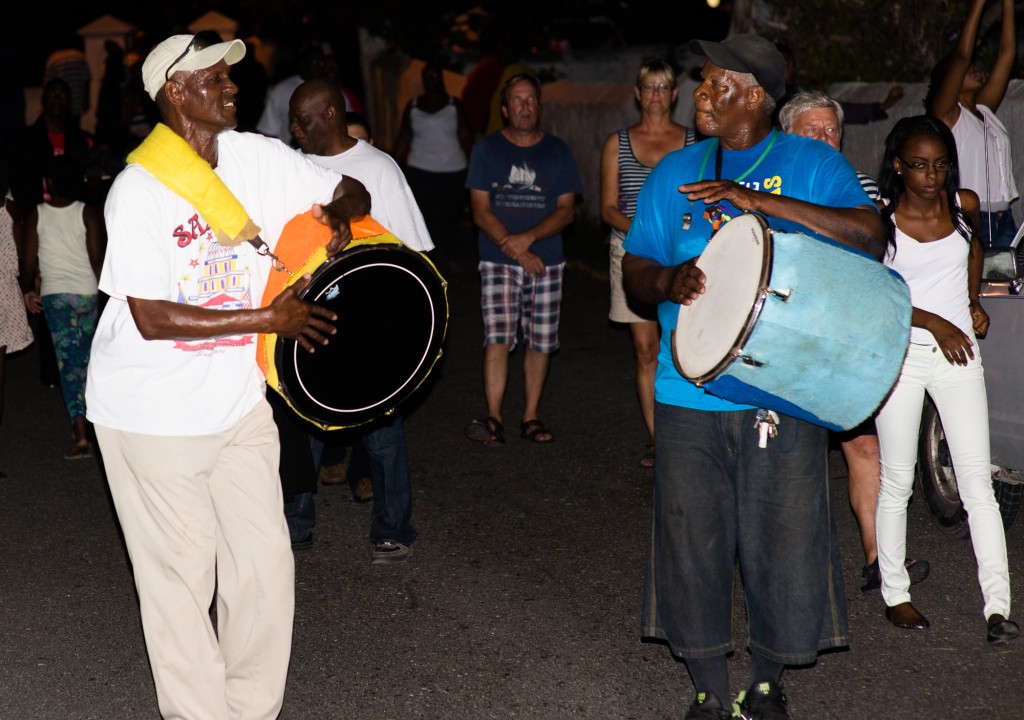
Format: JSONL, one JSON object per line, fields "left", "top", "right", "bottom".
{"left": 520, "top": 418, "right": 554, "bottom": 443}
{"left": 466, "top": 416, "right": 505, "bottom": 446}
{"left": 64, "top": 443, "right": 92, "bottom": 460}
{"left": 639, "top": 443, "right": 655, "bottom": 469}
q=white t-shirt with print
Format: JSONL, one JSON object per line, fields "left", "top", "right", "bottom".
{"left": 303, "top": 140, "right": 434, "bottom": 252}
{"left": 86, "top": 131, "right": 342, "bottom": 436}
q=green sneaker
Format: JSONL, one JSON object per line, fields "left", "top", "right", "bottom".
{"left": 685, "top": 691, "right": 733, "bottom": 719}
{"left": 736, "top": 681, "right": 789, "bottom": 719}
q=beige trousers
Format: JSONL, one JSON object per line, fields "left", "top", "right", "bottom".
{"left": 96, "top": 401, "right": 294, "bottom": 720}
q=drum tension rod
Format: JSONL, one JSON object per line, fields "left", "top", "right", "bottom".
{"left": 766, "top": 287, "right": 791, "bottom": 301}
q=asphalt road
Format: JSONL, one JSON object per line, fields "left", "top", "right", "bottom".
{"left": 2, "top": 249, "right": 1023, "bottom": 720}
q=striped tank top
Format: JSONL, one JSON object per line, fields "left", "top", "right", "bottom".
{"left": 612, "top": 126, "right": 696, "bottom": 241}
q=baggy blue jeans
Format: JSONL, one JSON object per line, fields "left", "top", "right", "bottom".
{"left": 641, "top": 403, "right": 848, "bottom": 664}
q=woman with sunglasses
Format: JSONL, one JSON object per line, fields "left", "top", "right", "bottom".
{"left": 874, "top": 115, "right": 1017, "bottom": 646}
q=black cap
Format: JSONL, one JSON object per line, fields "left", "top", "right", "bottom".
{"left": 689, "top": 34, "right": 787, "bottom": 101}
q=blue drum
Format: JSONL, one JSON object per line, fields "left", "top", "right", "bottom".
{"left": 672, "top": 213, "right": 911, "bottom": 431}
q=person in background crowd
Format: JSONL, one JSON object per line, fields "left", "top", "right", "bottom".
{"left": 394, "top": 59, "right": 474, "bottom": 267}
{"left": 283, "top": 78, "right": 432, "bottom": 562}
{"left": 44, "top": 35, "right": 91, "bottom": 129}
{"left": 0, "top": 155, "right": 34, "bottom": 478}
{"left": 778, "top": 89, "right": 932, "bottom": 596}
{"left": 600, "top": 57, "right": 695, "bottom": 470}
{"left": 464, "top": 72, "right": 583, "bottom": 448}
{"left": 21, "top": 155, "right": 103, "bottom": 459}
{"left": 927, "top": 0, "right": 1018, "bottom": 247}
{"left": 5, "top": 78, "right": 100, "bottom": 390}
{"left": 257, "top": 40, "right": 328, "bottom": 145}
{"left": 873, "top": 114, "right": 1017, "bottom": 646}
{"left": 346, "top": 112, "right": 373, "bottom": 144}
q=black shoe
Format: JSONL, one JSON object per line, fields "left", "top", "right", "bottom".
{"left": 737, "top": 681, "right": 789, "bottom": 720}
{"left": 684, "top": 691, "right": 732, "bottom": 719}
{"left": 860, "top": 557, "right": 930, "bottom": 592}
{"left": 291, "top": 532, "right": 314, "bottom": 552}
{"left": 987, "top": 614, "right": 1020, "bottom": 646}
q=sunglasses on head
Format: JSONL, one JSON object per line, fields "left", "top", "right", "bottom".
{"left": 165, "top": 30, "right": 225, "bottom": 81}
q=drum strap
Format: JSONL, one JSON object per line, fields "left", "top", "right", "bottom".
{"left": 127, "top": 123, "right": 261, "bottom": 248}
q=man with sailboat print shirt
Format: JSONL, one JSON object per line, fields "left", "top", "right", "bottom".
{"left": 465, "top": 71, "right": 583, "bottom": 446}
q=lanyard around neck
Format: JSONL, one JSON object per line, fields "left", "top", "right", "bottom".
{"left": 699, "top": 129, "right": 779, "bottom": 184}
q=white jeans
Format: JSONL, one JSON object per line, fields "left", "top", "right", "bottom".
{"left": 875, "top": 342, "right": 1010, "bottom": 619}
{"left": 96, "top": 401, "right": 295, "bottom": 720}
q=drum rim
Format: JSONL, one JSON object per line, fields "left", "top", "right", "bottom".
{"left": 674, "top": 213, "right": 775, "bottom": 385}
{"left": 273, "top": 244, "right": 449, "bottom": 429}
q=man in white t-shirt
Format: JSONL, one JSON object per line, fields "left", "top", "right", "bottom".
{"left": 85, "top": 33, "right": 369, "bottom": 719}
{"left": 280, "top": 78, "right": 429, "bottom": 563}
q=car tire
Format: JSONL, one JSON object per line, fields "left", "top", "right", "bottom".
{"left": 917, "top": 397, "right": 1022, "bottom": 537}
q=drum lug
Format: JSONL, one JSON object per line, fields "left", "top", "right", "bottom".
{"left": 735, "top": 353, "right": 764, "bottom": 368}
{"left": 767, "top": 287, "right": 791, "bottom": 301}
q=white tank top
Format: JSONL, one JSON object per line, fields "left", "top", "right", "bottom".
{"left": 951, "top": 103, "right": 1018, "bottom": 211}
{"left": 37, "top": 201, "right": 97, "bottom": 296}
{"left": 885, "top": 218, "right": 972, "bottom": 345}
{"left": 407, "top": 97, "right": 467, "bottom": 173}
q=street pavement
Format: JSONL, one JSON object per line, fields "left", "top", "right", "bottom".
{"left": 2, "top": 248, "right": 1023, "bottom": 720}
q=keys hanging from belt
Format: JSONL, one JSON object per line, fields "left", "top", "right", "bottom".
{"left": 754, "top": 409, "right": 780, "bottom": 449}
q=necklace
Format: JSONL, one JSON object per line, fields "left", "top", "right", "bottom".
{"left": 682, "top": 130, "right": 778, "bottom": 232}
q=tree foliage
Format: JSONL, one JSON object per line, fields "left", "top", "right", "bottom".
{"left": 746, "top": 0, "right": 1017, "bottom": 86}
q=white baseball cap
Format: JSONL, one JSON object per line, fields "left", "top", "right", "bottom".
{"left": 142, "top": 33, "right": 246, "bottom": 100}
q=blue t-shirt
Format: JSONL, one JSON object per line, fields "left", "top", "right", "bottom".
{"left": 623, "top": 130, "right": 874, "bottom": 412}
{"left": 466, "top": 131, "right": 584, "bottom": 266}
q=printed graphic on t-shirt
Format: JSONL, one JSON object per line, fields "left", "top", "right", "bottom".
{"left": 492, "top": 161, "right": 545, "bottom": 209}
{"left": 173, "top": 216, "right": 254, "bottom": 353}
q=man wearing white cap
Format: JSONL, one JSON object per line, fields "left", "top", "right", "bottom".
{"left": 623, "top": 34, "right": 884, "bottom": 719}
{"left": 85, "top": 31, "right": 369, "bottom": 720}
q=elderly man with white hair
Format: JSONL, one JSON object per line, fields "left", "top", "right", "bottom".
{"left": 778, "top": 89, "right": 931, "bottom": 599}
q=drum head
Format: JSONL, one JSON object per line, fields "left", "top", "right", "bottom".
{"left": 274, "top": 243, "right": 447, "bottom": 428}
{"left": 674, "top": 213, "right": 772, "bottom": 381}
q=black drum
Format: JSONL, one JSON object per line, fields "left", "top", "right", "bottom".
{"left": 270, "top": 240, "right": 448, "bottom": 430}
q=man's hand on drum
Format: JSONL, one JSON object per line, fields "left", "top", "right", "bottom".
{"left": 923, "top": 312, "right": 975, "bottom": 366}
{"left": 316, "top": 176, "right": 372, "bottom": 256}
{"left": 664, "top": 260, "right": 706, "bottom": 306}
{"left": 678, "top": 179, "right": 764, "bottom": 214}
{"left": 268, "top": 274, "right": 338, "bottom": 352}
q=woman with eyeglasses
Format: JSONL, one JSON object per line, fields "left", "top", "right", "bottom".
{"left": 873, "top": 114, "right": 1017, "bottom": 646}
{"left": 600, "top": 57, "right": 694, "bottom": 469}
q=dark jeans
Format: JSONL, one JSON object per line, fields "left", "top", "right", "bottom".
{"left": 981, "top": 209, "right": 1019, "bottom": 248}
{"left": 308, "top": 415, "right": 416, "bottom": 546}
{"left": 363, "top": 415, "right": 416, "bottom": 545}
{"left": 641, "top": 403, "right": 848, "bottom": 664}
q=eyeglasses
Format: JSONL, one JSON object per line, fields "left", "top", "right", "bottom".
{"left": 898, "top": 156, "right": 951, "bottom": 173}
{"left": 165, "top": 31, "right": 224, "bottom": 81}
{"left": 640, "top": 82, "right": 673, "bottom": 94}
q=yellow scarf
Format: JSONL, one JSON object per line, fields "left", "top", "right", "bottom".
{"left": 126, "top": 123, "right": 261, "bottom": 247}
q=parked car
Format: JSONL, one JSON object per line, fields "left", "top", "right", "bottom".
{"left": 917, "top": 246, "right": 1024, "bottom": 536}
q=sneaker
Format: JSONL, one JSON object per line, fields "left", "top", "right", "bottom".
{"left": 861, "top": 557, "right": 931, "bottom": 592}
{"left": 736, "top": 681, "right": 788, "bottom": 720}
{"left": 291, "top": 532, "right": 314, "bottom": 552}
{"left": 371, "top": 540, "right": 412, "bottom": 565}
{"left": 684, "top": 691, "right": 732, "bottom": 719}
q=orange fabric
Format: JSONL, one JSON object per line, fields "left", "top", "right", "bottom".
{"left": 256, "top": 211, "right": 392, "bottom": 379}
